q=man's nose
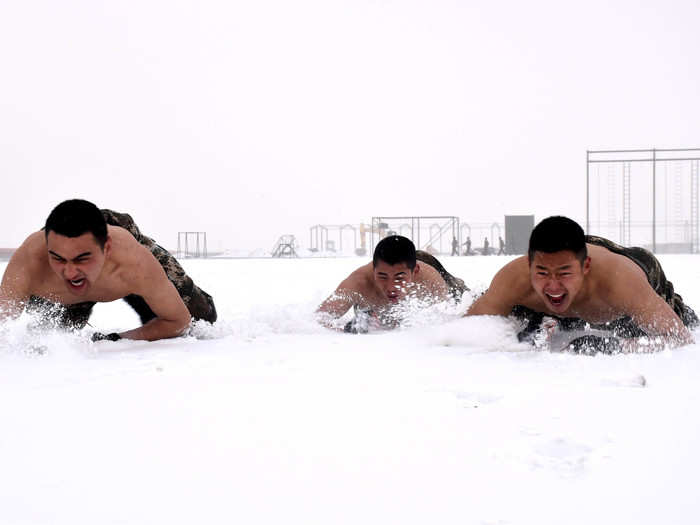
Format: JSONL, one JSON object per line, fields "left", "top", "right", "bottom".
{"left": 545, "top": 277, "right": 563, "bottom": 288}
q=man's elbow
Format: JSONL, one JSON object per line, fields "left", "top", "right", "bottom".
{"left": 174, "top": 315, "right": 192, "bottom": 336}
{"left": 158, "top": 314, "right": 191, "bottom": 340}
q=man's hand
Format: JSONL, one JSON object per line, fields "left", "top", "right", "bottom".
{"left": 317, "top": 287, "right": 364, "bottom": 331}
{"left": 91, "top": 332, "right": 122, "bottom": 342}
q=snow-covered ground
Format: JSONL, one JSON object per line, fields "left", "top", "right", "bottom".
{"left": 2, "top": 255, "right": 700, "bottom": 525}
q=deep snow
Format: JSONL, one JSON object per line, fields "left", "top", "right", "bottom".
{"left": 2, "top": 255, "right": 700, "bottom": 524}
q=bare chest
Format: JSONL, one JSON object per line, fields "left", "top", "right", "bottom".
{"left": 517, "top": 290, "right": 624, "bottom": 324}
{"left": 30, "top": 271, "right": 132, "bottom": 305}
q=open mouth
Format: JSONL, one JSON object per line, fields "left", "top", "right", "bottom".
{"left": 67, "top": 278, "right": 87, "bottom": 291}
{"left": 545, "top": 292, "right": 566, "bottom": 308}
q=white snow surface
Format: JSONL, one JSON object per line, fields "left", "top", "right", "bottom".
{"left": 3, "top": 255, "right": 700, "bottom": 524}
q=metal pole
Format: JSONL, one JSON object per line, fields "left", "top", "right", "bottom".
{"left": 653, "top": 148, "right": 657, "bottom": 252}
{"left": 417, "top": 218, "right": 421, "bottom": 249}
{"left": 455, "top": 217, "right": 459, "bottom": 256}
{"left": 586, "top": 150, "right": 590, "bottom": 234}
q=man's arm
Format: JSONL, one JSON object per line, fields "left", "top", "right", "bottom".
{"left": 0, "top": 246, "right": 34, "bottom": 320}
{"left": 415, "top": 263, "right": 450, "bottom": 301}
{"left": 619, "top": 285, "right": 693, "bottom": 350}
{"left": 466, "top": 259, "right": 528, "bottom": 316}
{"left": 316, "top": 274, "right": 366, "bottom": 330}
{"left": 115, "top": 253, "right": 191, "bottom": 341}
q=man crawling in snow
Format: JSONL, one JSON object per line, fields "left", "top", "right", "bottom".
{"left": 317, "top": 235, "right": 467, "bottom": 332}
{"left": 466, "top": 216, "right": 697, "bottom": 353}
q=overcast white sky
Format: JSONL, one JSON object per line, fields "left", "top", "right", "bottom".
{"left": 1, "top": 0, "right": 699, "bottom": 251}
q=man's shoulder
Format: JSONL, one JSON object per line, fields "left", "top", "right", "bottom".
{"left": 1, "top": 232, "right": 50, "bottom": 292}
{"left": 13, "top": 231, "right": 48, "bottom": 266}
{"left": 342, "top": 262, "right": 374, "bottom": 290}
{"left": 106, "top": 226, "right": 157, "bottom": 278}
{"left": 108, "top": 225, "right": 147, "bottom": 256}
{"left": 489, "top": 255, "right": 534, "bottom": 299}
{"left": 588, "top": 244, "right": 647, "bottom": 286}
{"left": 468, "top": 255, "right": 533, "bottom": 315}
{"left": 496, "top": 255, "right": 530, "bottom": 282}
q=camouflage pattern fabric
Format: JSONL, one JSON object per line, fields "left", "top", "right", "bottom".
{"left": 513, "top": 235, "right": 698, "bottom": 343}
{"left": 585, "top": 235, "right": 697, "bottom": 327}
{"left": 28, "top": 209, "right": 217, "bottom": 329}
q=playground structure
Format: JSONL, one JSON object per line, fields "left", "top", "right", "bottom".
{"left": 586, "top": 148, "right": 700, "bottom": 252}
{"left": 369, "top": 216, "right": 460, "bottom": 255}
{"left": 305, "top": 218, "right": 509, "bottom": 256}
{"left": 309, "top": 225, "right": 359, "bottom": 255}
{"left": 271, "top": 235, "right": 299, "bottom": 258}
{"left": 177, "top": 232, "right": 207, "bottom": 258}
{"left": 357, "top": 222, "right": 388, "bottom": 256}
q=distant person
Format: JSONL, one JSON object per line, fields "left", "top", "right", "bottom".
{"left": 317, "top": 235, "right": 468, "bottom": 332}
{"left": 498, "top": 236, "right": 506, "bottom": 255}
{"left": 483, "top": 237, "right": 490, "bottom": 255}
{"left": 466, "top": 216, "right": 697, "bottom": 353}
{"left": 0, "top": 199, "right": 217, "bottom": 342}
{"left": 451, "top": 236, "right": 459, "bottom": 256}
{"left": 463, "top": 236, "right": 472, "bottom": 256}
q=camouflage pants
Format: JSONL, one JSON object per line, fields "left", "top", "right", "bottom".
{"left": 514, "top": 235, "right": 698, "bottom": 342}
{"left": 28, "top": 209, "right": 217, "bottom": 329}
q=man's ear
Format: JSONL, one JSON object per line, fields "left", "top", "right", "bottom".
{"left": 103, "top": 235, "right": 112, "bottom": 257}
{"left": 413, "top": 263, "right": 420, "bottom": 275}
{"left": 582, "top": 256, "right": 591, "bottom": 275}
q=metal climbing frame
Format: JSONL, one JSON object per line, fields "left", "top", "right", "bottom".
{"left": 177, "top": 232, "right": 207, "bottom": 258}
{"left": 309, "top": 225, "right": 358, "bottom": 254}
{"left": 586, "top": 148, "right": 700, "bottom": 252}
{"left": 369, "top": 216, "right": 459, "bottom": 255}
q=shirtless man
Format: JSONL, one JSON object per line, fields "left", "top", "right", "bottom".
{"left": 467, "top": 216, "right": 697, "bottom": 353}
{"left": 317, "top": 235, "right": 467, "bottom": 332}
{"left": 0, "top": 199, "right": 217, "bottom": 341}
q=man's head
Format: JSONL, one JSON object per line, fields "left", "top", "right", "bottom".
{"left": 528, "top": 216, "right": 587, "bottom": 264}
{"left": 372, "top": 235, "right": 419, "bottom": 303}
{"left": 44, "top": 199, "right": 111, "bottom": 296}
{"left": 527, "top": 216, "right": 590, "bottom": 314}
{"left": 45, "top": 199, "right": 108, "bottom": 248}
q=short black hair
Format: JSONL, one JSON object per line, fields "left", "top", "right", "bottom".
{"left": 373, "top": 235, "right": 417, "bottom": 270}
{"left": 44, "top": 199, "right": 108, "bottom": 249}
{"left": 528, "top": 216, "right": 587, "bottom": 264}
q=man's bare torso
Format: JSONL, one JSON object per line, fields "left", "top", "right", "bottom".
{"left": 499, "top": 243, "right": 650, "bottom": 323}
{"left": 20, "top": 226, "right": 146, "bottom": 305}
{"left": 346, "top": 261, "right": 448, "bottom": 311}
